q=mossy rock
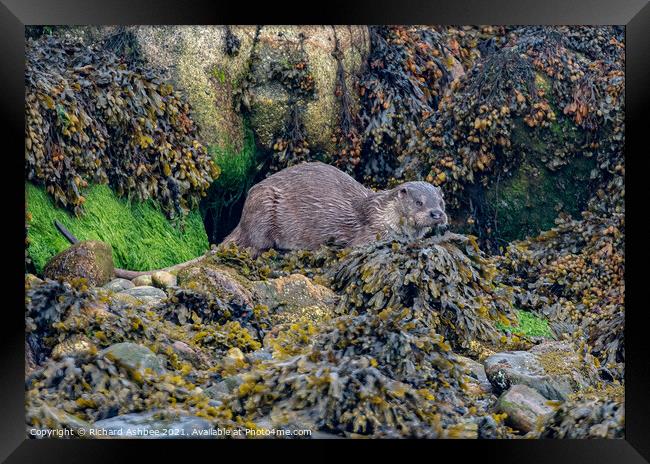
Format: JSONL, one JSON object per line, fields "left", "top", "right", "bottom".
{"left": 44, "top": 240, "right": 114, "bottom": 287}
{"left": 247, "top": 26, "right": 369, "bottom": 154}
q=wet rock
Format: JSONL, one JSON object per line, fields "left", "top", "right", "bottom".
{"left": 92, "top": 410, "right": 213, "bottom": 438}
{"left": 100, "top": 342, "right": 166, "bottom": 377}
{"left": 43, "top": 240, "right": 114, "bottom": 287}
{"left": 132, "top": 274, "right": 153, "bottom": 287}
{"left": 152, "top": 271, "right": 177, "bottom": 289}
{"left": 103, "top": 278, "right": 134, "bottom": 292}
{"left": 251, "top": 274, "right": 338, "bottom": 326}
{"left": 484, "top": 341, "right": 598, "bottom": 400}
{"left": 496, "top": 384, "right": 555, "bottom": 433}
{"left": 120, "top": 286, "right": 167, "bottom": 303}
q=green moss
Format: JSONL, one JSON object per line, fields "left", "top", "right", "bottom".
{"left": 498, "top": 309, "right": 553, "bottom": 338}
{"left": 201, "top": 125, "right": 259, "bottom": 243}
{"left": 26, "top": 183, "right": 208, "bottom": 274}
{"left": 486, "top": 118, "right": 596, "bottom": 242}
{"left": 208, "top": 125, "right": 257, "bottom": 191}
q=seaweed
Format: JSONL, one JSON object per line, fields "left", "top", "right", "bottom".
{"left": 25, "top": 35, "right": 219, "bottom": 219}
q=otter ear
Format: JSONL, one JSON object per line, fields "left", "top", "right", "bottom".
{"left": 397, "top": 186, "right": 408, "bottom": 198}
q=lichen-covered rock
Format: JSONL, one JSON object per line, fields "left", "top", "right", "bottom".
{"left": 134, "top": 26, "right": 257, "bottom": 150}
{"left": 247, "top": 26, "right": 369, "bottom": 154}
{"left": 152, "top": 271, "right": 177, "bottom": 289}
{"left": 177, "top": 261, "right": 254, "bottom": 306}
{"left": 99, "top": 342, "right": 166, "bottom": 377}
{"left": 43, "top": 240, "right": 114, "bottom": 287}
{"left": 496, "top": 384, "right": 555, "bottom": 433}
{"left": 103, "top": 278, "right": 134, "bottom": 292}
{"left": 484, "top": 341, "right": 600, "bottom": 400}
{"left": 251, "top": 273, "right": 338, "bottom": 326}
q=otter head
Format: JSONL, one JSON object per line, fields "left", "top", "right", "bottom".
{"left": 392, "top": 181, "right": 448, "bottom": 238}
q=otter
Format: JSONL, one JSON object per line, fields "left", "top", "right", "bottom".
{"left": 223, "top": 162, "right": 447, "bottom": 256}
{"left": 54, "top": 162, "right": 447, "bottom": 278}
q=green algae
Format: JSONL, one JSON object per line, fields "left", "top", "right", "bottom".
{"left": 26, "top": 183, "right": 208, "bottom": 274}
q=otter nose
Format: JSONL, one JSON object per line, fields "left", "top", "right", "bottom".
{"left": 430, "top": 210, "right": 444, "bottom": 220}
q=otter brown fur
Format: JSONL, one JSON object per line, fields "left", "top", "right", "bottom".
{"left": 223, "top": 162, "right": 447, "bottom": 256}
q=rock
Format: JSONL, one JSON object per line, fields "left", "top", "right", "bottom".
{"left": 74, "top": 26, "right": 369, "bottom": 154}
{"left": 132, "top": 274, "right": 153, "bottom": 287}
{"left": 134, "top": 26, "right": 258, "bottom": 150}
{"left": 247, "top": 26, "right": 369, "bottom": 153}
{"left": 52, "top": 334, "right": 97, "bottom": 360}
{"left": 484, "top": 341, "right": 599, "bottom": 400}
{"left": 246, "top": 348, "right": 273, "bottom": 363}
{"left": 92, "top": 410, "right": 213, "bottom": 438}
{"left": 100, "top": 342, "right": 166, "bottom": 377}
{"left": 103, "top": 278, "right": 134, "bottom": 292}
{"left": 43, "top": 240, "right": 114, "bottom": 287}
{"left": 109, "top": 292, "right": 142, "bottom": 307}
{"left": 455, "top": 355, "right": 492, "bottom": 394}
{"left": 251, "top": 274, "right": 338, "bottom": 326}
{"left": 25, "top": 273, "right": 43, "bottom": 288}
{"left": 205, "top": 375, "right": 243, "bottom": 400}
{"left": 120, "top": 285, "right": 167, "bottom": 303}
{"left": 496, "top": 384, "right": 555, "bottom": 433}
{"left": 152, "top": 271, "right": 177, "bottom": 289}
{"left": 171, "top": 341, "right": 196, "bottom": 360}
{"left": 177, "top": 262, "right": 254, "bottom": 306}
{"left": 27, "top": 405, "right": 91, "bottom": 435}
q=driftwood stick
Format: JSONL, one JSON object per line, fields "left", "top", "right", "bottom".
{"left": 53, "top": 220, "right": 206, "bottom": 280}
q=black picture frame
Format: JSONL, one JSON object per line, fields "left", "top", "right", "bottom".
{"left": 2, "top": 0, "right": 649, "bottom": 461}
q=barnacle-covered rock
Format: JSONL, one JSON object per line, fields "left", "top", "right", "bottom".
{"left": 43, "top": 241, "right": 114, "bottom": 287}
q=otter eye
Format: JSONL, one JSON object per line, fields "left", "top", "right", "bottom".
{"left": 416, "top": 200, "right": 423, "bottom": 207}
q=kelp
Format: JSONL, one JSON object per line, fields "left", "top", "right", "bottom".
{"left": 25, "top": 35, "right": 219, "bottom": 219}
